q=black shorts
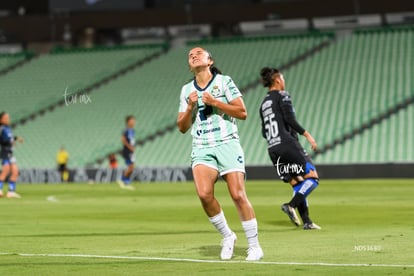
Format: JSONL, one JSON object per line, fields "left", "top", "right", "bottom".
{"left": 1, "top": 150, "right": 12, "bottom": 161}
{"left": 58, "top": 164, "right": 67, "bottom": 172}
{"left": 268, "top": 140, "right": 316, "bottom": 183}
{"left": 122, "top": 151, "right": 135, "bottom": 165}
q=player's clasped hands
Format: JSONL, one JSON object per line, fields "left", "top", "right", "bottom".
{"left": 187, "top": 91, "right": 216, "bottom": 108}
{"left": 201, "top": 91, "right": 215, "bottom": 106}
{"left": 187, "top": 91, "right": 198, "bottom": 108}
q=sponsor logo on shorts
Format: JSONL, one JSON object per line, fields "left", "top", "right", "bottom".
{"left": 237, "top": 156, "right": 243, "bottom": 164}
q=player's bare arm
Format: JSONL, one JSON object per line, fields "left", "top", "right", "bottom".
{"left": 177, "top": 91, "right": 198, "bottom": 133}
{"left": 303, "top": 131, "right": 317, "bottom": 151}
{"left": 202, "top": 92, "right": 247, "bottom": 120}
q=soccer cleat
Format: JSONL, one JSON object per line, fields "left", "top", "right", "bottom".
{"left": 123, "top": 185, "right": 136, "bottom": 191}
{"left": 303, "top": 222, "right": 321, "bottom": 230}
{"left": 6, "top": 191, "right": 21, "bottom": 199}
{"left": 281, "top": 203, "right": 301, "bottom": 226}
{"left": 220, "top": 232, "right": 237, "bottom": 260}
{"left": 246, "top": 246, "right": 264, "bottom": 261}
{"left": 117, "top": 180, "right": 126, "bottom": 189}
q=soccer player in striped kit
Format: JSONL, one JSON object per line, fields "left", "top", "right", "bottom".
{"left": 177, "top": 47, "right": 263, "bottom": 261}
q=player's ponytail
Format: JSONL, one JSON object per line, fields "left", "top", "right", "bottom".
{"left": 210, "top": 65, "right": 222, "bottom": 75}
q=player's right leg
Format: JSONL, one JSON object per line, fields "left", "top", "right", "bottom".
{"left": 192, "top": 158, "right": 236, "bottom": 260}
{"left": 118, "top": 155, "right": 135, "bottom": 190}
{"left": 123, "top": 163, "right": 135, "bottom": 190}
{"left": 300, "top": 201, "right": 321, "bottom": 230}
{"left": 0, "top": 161, "right": 11, "bottom": 198}
{"left": 288, "top": 177, "right": 320, "bottom": 229}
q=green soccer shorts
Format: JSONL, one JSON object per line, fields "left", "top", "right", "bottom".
{"left": 191, "top": 140, "right": 246, "bottom": 176}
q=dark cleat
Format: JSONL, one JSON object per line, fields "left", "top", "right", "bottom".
{"left": 281, "top": 203, "right": 301, "bottom": 226}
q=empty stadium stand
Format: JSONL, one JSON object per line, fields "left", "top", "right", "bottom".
{"left": 0, "top": 52, "right": 33, "bottom": 75}
{"left": 1, "top": 44, "right": 164, "bottom": 124}
{"left": 5, "top": 26, "right": 413, "bottom": 170}
{"left": 10, "top": 32, "right": 332, "bottom": 168}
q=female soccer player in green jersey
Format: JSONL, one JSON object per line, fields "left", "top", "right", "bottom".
{"left": 177, "top": 47, "right": 263, "bottom": 261}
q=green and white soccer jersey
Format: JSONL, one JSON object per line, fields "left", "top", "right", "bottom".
{"left": 178, "top": 74, "right": 242, "bottom": 148}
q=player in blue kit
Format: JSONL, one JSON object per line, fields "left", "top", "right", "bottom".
{"left": 118, "top": 115, "right": 136, "bottom": 190}
{"left": 177, "top": 47, "right": 263, "bottom": 261}
{"left": 259, "top": 68, "right": 321, "bottom": 230}
{"left": 0, "top": 112, "right": 23, "bottom": 198}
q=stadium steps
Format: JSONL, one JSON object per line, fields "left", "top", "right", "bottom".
{"left": 92, "top": 32, "right": 336, "bottom": 166}
{"left": 307, "top": 26, "right": 414, "bottom": 162}
{"left": 233, "top": 25, "right": 413, "bottom": 165}
{"left": 311, "top": 91, "right": 414, "bottom": 160}
{"left": 165, "top": 25, "right": 412, "bottom": 166}
{"left": 0, "top": 51, "right": 35, "bottom": 77}
{"left": 6, "top": 44, "right": 167, "bottom": 129}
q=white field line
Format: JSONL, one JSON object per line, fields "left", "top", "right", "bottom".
{"left": 0, "top": 252, "right": 413, "bottom": 268}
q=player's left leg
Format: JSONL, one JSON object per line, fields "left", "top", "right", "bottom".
{"left": 0, "top": 161, "right": 11, "bottom": 198}
{"left": 118, "top": 155, "right": 135, "bottom": 190}
{"left": 224, "top": 172, "right": 263, "bottom": 261}
{"left": 280, "top": 147, "right": 320, "bottom": 228}
{"left": 289, "top": 177, "right": 321, "bottom": 230}
{"left": 218, "top": 141, "right": 263, "bottom": 261}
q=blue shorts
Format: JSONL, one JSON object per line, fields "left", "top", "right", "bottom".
{"left": 2, "top": 157, "right": 16, "bottom": 166}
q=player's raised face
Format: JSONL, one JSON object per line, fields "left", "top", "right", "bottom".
{"left": 0, "top": 113, "right": 10, "bottom": 125}
{"left": 188, "top": 47, "right": 211, "bottom": 72}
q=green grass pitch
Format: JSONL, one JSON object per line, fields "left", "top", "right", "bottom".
{"left": 0, "top": 179, "right": 413, "bottom": 275}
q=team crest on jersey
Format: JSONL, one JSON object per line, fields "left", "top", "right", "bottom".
{"left": 211, "top": 85, "right": 221, "bottom": 97}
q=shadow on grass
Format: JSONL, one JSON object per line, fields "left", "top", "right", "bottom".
{"left": 263, "top": 219, "right": 300, "bottom": 229}
{"left": 198, "top": 245, "right": 248, "bottom": 258}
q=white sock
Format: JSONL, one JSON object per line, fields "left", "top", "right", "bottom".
{"left": 242, "top": 218, "right": 260, "bottom": 248}
{"left": 209, "top": 211, "right": 233, "bottom": 238}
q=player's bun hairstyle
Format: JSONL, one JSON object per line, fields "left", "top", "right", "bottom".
{"left": 260, "top": 67, "right": 280, "bottom": 87}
